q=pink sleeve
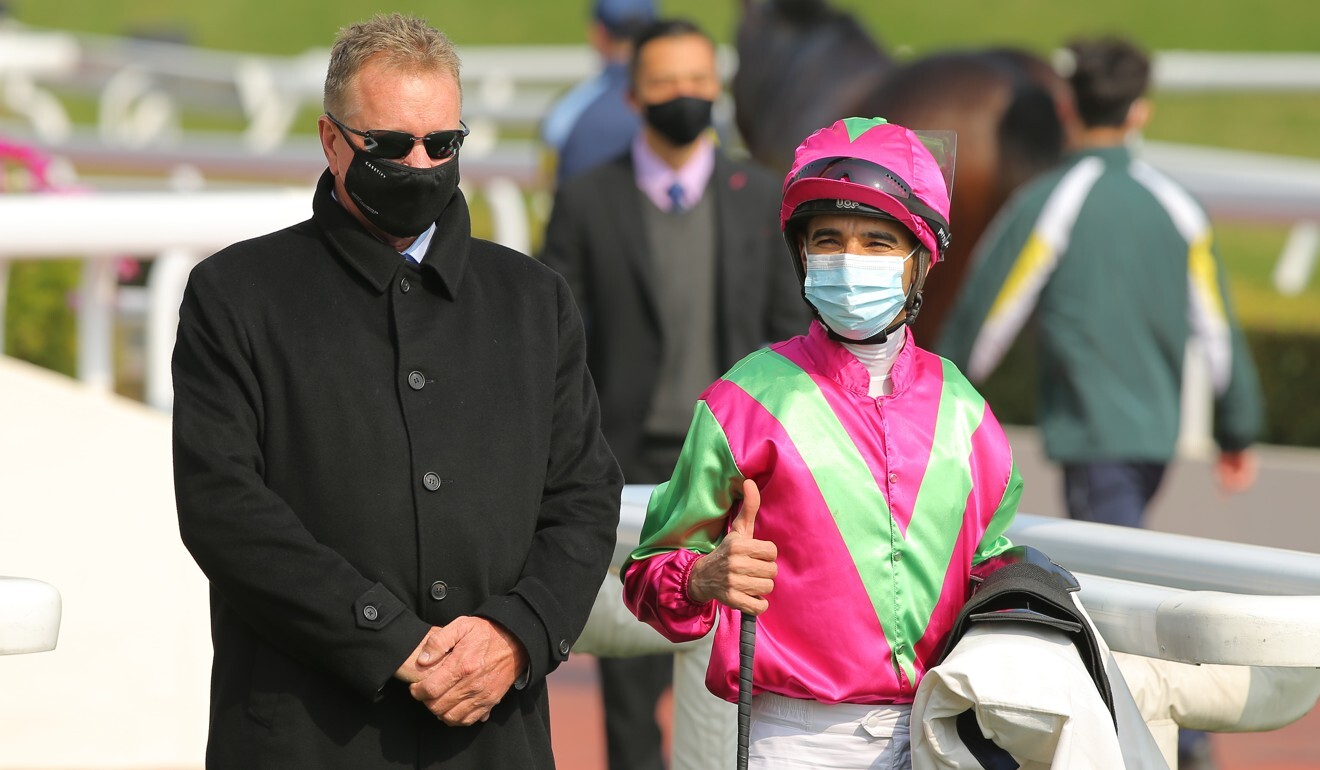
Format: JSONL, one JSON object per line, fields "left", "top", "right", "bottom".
{"left": 621, "top": 549, "right": 719, "bottom": 643}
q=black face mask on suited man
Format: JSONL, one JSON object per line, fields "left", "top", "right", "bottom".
{"left": 341, "top": 147, "right": 461, "bottom": 239}
{"left": 644, "top": 96, "right": 713, "bottom": 146}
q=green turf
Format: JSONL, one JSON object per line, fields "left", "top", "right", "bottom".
{"left": 1216, "top": 223, "right": 1320, "bottom": 333}
{"left": 1147, "top": 93, "right": 1320, "bottom": 160}
{"left": 13, "top": 0, "right": 1320, "bottom": 52}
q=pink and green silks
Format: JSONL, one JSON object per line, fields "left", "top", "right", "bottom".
{"left": 622, "top": 322, "right": 1021, "bottom": 705}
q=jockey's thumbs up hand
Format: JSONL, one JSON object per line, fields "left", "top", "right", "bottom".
{"left": 731, "top": 478, "right": 760, "bottom": 538}
{"left": 687, "top": 478, "right": 778, "bottom": 615}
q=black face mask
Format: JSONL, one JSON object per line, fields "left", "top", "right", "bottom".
{"left": 643, "top": 96, "right": 713, "bottom": 146}
{"left": 342, "top": 148, "right": 460, "bottom": 238}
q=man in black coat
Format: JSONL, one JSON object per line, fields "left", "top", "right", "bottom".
{"left": 172, "top": 13, "right": 622, "bottom": 769}
{"left": 539, "top": 18, "right": 808, "bottom": 770}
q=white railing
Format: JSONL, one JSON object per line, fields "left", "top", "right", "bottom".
{"left": 5, "top": 20, "right": 1320, "bottom": 146}
{"left": 0, "top": 23, "right": 738, "bottom": 151}
{"left": 603, "top": 488, "right": 1320, "bottom": 666}
{"left": 573, "top": 486, "right": 1320, "bottom": 770}
{"left": 1152, "top": 50, "right": 1320, "bottom": 92}
{"left": 0, "top": 577, "right": 61, "bottom": 655}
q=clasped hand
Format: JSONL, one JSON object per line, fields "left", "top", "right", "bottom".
{"left": 687, "top": 479, "right": 778, "bottom": 615}
{"left": 395, "top": 616, "right": 527, "bottom": 726}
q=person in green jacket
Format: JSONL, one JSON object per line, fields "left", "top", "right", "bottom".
{"left": 939, "top": 34, "right": 1267, "bottom": 516}
{"left": 938, "top": 35, "right": 1263, "bottom": 770}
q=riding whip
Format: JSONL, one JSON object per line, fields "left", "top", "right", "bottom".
{"left": 737, "top": 611, "right": 755, "bottom": 770}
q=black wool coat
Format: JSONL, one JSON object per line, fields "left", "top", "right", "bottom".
{"left": 172, "top": 171, "right": 622, "bottom": 769}
{"left": 539, "top": 151, "right": 810, "bottom": 481}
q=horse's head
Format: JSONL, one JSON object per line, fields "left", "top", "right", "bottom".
{"left": 732, "top": 0, "right": 893, "bottom": 174}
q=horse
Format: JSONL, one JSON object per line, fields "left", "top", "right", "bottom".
{"left": 732, "top": 0, "right": 1070, "bottom": 342}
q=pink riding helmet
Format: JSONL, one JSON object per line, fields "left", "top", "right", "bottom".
{"left": 780, "top": 117, "right": 954, "bottom": 263}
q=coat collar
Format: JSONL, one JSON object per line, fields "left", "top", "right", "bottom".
{"left": 312, "top": 170, "right": 471, "bottom": 299}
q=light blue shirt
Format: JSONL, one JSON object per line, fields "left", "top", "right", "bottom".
{"left": 402, "top": 223, "right": 436, "bottom": 263}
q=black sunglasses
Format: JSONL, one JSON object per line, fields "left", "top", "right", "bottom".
{"left": 326, "top": 112, "right": 469, "bottom": 161}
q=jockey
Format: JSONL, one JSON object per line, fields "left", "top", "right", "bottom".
{"left": 623, "top": 116, "right": 1025, "bottom": 768}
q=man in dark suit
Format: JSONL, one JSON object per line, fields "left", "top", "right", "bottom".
{"left": 540, "top": 18, "right": 809, "bottom": 770}
{"left": 172, "top": 13, "right": 621, "bottom": 769}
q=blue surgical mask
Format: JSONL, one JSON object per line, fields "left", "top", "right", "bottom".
{"left": 803, "top": 248, "right": 915, "bottom": 341}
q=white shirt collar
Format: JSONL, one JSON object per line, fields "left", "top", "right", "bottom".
{"left": 842, "top": 331, "right": 907, "bottom": 397}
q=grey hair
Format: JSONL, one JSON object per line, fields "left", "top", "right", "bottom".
{"left": 323, "top": 13, "right": 462, "bottom": 118}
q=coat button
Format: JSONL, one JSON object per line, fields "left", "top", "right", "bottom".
{"left": 423, "top": 472, "right": 442, "bottom": 491}
{"left": 408, "top": 371, "right": 426, "bottom": 390}
{"left": 888, "top": 472, "right": 898, "bottom": 484}
{"left": 400, "top": 277, "right": 411, "bottom": 293}
{"left": 363, "top": 605, "right": 379, "bottom": 621}
{"left": 892, "top": 550, "right": 903, "bottom": 562}
{"left": 429, "top": 581, "right": 448, "bottom": 601}
{"left": 559, "top": 639, "right": 571, "bottom": 655}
